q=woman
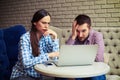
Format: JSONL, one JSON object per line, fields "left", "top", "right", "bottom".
{"left": 10, "top": 9, "right": 59, "bottom": 80}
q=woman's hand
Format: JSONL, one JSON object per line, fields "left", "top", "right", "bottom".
{"left": 48, "top": 52, "right": 59, "bottom": 58}
{"left": 71, "top": 21, "right": 78, "bottom": 40}
{"left": 44, "top": 29, "right": 58, "bottom": 39}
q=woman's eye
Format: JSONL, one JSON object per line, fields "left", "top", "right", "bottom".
{"left": 42, "top": 22, "right": 47, "bottom": 24}
{"left": 41, "top": 22, "right": 50, "bottom": 25}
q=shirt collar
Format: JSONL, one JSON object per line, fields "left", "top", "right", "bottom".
{"left": 83, "top": 28, "right": 94, "bottom": 44}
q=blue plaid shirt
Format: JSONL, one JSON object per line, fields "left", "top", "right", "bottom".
{"left": 10, "top": 31, "right": 59, "bottom": 79}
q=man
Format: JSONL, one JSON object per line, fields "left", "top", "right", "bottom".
{"left": 66, "top": 14, "right": 106, "bottom": 80}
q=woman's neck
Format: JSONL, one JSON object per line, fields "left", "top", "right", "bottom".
{"left": 36, "top": 31, "right": 42, "bottom": 40}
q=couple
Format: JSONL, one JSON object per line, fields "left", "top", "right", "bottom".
{"left": 10, "top": 9, "right": 105, "bottom": 80}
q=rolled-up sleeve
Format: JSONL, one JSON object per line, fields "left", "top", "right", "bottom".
{"left": 66, "top": 35, "right": 75, "bottom": 45}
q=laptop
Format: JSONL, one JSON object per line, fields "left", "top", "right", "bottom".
{"left": 48, "top": 45, "right": 98, "bottom": 67}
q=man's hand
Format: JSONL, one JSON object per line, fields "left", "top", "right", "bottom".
{"left": 71, "top": 21, "right": 78, "bottom": 40}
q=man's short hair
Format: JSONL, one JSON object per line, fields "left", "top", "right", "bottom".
{"left": 75, "top": 14, "right": 91, "bottom": 27}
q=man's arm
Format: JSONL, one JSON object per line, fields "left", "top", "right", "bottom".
{"left": 66, "top": 35, "right": 76, "bottom": 45}
{"left": 66, "top": 21, "right": 77, "bottom": 45}
{"left": 94, "top": 32, "right": 104, "bottom": 62}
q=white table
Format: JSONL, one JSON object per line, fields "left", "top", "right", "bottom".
{"left": 34, "top": 62, "right": 110, "bottom": 78}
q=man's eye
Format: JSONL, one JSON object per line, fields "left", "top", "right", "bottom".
{"left": 82, "top": 30, "right": 86, "bottom": 32}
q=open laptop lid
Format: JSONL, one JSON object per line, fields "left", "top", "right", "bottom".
{"left": 56, "top": 45, "right": 98, "bottom": 66}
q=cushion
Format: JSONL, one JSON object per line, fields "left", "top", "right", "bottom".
{"left": 3, "top": 24, "right": 26, "bottom": 79}
{"left": 0, "top": 30, "right": 10, "bottom": 80}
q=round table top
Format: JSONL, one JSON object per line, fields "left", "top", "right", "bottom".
{"left": 34, "top": 62, "right": 110, "bottom": 78}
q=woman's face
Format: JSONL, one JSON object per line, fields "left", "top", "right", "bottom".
{"left": 34, "top": 15, "right": 51, "bottom": 34}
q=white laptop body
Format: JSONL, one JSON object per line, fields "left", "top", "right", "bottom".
{"left": 54, "top": 45, "right": 98, "bottom": 67}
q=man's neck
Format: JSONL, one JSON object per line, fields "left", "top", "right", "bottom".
{"left": 77, "top": 35, "right": 89, "bottom": 44}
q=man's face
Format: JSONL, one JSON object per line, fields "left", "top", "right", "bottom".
{"left": 76, "top": 23, "right": 90, "bottom": 41}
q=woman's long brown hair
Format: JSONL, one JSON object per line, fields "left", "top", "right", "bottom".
{"left": 30, "top": 29, "right": 39, "bottom": 56}
{"left": 30, "top": 9, "right": 51, "bottom": 57}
